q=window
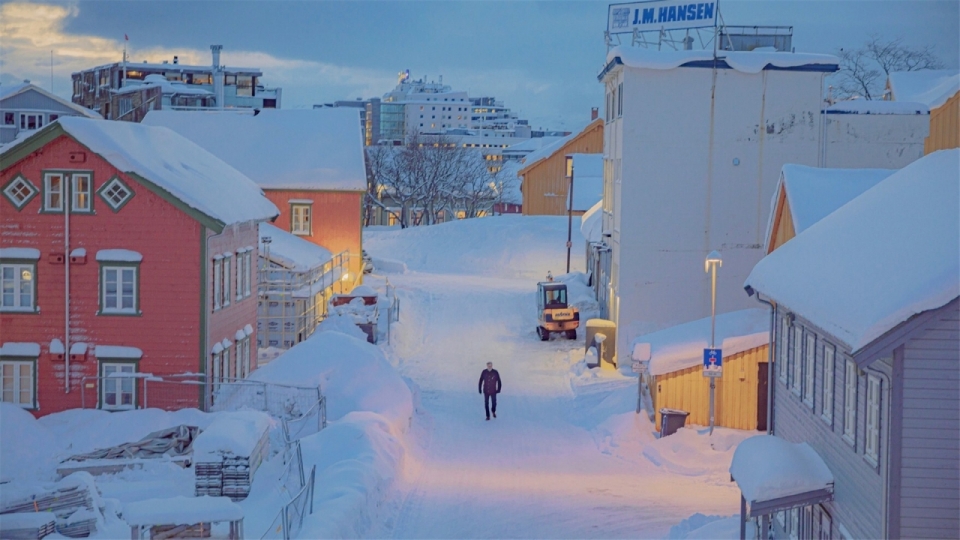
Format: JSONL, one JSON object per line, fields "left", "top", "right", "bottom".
{"left": 44, "top": 173, "right": 64, "bottom": 212}
{"left": 71, "top": 174, "right": 92, "bottom": 212}
{"left": 617, "top": 82, "right": 623, "bottom": 117}
{"left": 803, "top": 332, "right": 816, "bottom": 408}
{"left": 222, "top": 255, "right": 231, "bottom": 308}
{"left": 223, "top": 347, "right": 232, "bottom": 379}
{"left": 244, "top": 251, "right": 252, "bottom": 297}
{"left": 843, "top": 359, "right": 857, "bottom": 446}
{"left": 98, "top": 177, "right": 134, "bottom": 211}
{"left": 101, "top": 266, "right": 137, "bottom": 314}
{"left": 818, "top": 506, "right": 832, "bottom": 540}
{"left": 822, "top": 344, "right": 835, "bottom": 425}
{"left": 3, "top": 112, "right": 13, "bottom": 125}
{"left": 2, "top": 176, "right": 39, "bottom": 210}
{"left": 102, "top": 363, "right": 135, "bottom": 410}
{"left": 778, "top": 316, "right": 789, "bottom": 384}
{"left": 236, "top": 75, "right": 254, "bottom": 97}
{"left": 1, "top": 360, "right": 34, "bottom": 408}
{"left": 19, "top": 113, "right": 43, "bottom": 130}
{"left": 118, "top": 98, "right": 133, "bottom": 118}
{"left": 291, "top": 204, "right": 312, "bottom": 235}
{"left": 1, "top": 263, "right": 36, "bottom": 312}
{"left": 789, "top": 508, "right": 800, "bottom": 540}
{"left": 792, "top": 326, "right": 803, "bottom": 396}
{"left": 213, "top": 257, "right": 222, "bottom": 311}
{"left": 236, "top": 251, "right": 244, "bottom": 301}
{"left": 865, "top": 374, "right": 881, "bottom": 466}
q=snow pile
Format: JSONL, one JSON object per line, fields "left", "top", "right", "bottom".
{"left": 669, "top": 514, "right": 756, "bottom": 539}
{"left": 731, "top": 435, "right": 833, "bottom": 504}
{"left": 315, "top": 311, "right": 370, "bottom": 341}
{"left": 260, "top": 223, "right": 332, "bottom": 272}
{"left": 191, "top": 411, "right": 273, "bottom": 462}
{"left": 364, "top": 215, "right": 586, "bottom": 279}
{"left": 642, "top": 427, "right": 756, "bottom": 477}
{"left": 568, "top": 154, "right": 604, "bottom": 212}
{"left": 0, "top": 403, "right": 60, "bottom": 482}
{"left": 143, "top": 109, "right": 367, "bottom": 191}
{"left": 297, "top": 412, "right": 405, "bottom": 538}
{"left": 123, "top": 496, "right": 242, "bottom": 526}
{"left": 1, "top": 117, "right": 280, "bottom": 227}
{"left": 368, "top": 256, "right": 408, "bottom": 274}
{"left": 249, "top": 330, "right": 413, "bottom": 432}
{"left": 580, "top": 200, "right": 603, "bottom": 243}
{"left": 888, "top": 68, "right": 960, "bottom": 108}
{"left": 631, "top": 309, "right": 769, "bottom": 376}
{"left": 746, "top": 149, "right": 960, "bottom": 352}
{"left": 824, "top": 100, "right": 928, "bottom": 114}
{"left": 607, "top": 46, "right": 838, "bottom": 75}
{"left": 556, "top": 271, "right": 600, "bottom": 319}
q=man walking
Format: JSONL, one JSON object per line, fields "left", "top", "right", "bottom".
{"left": 478, "top": 362, "right": 502, "bottom": 421}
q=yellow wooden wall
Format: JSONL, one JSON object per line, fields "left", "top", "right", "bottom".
{"left": 925, "top": 92, "right": 959, "bottom": 154}
{"left": 767, "top": 188, "right": 796, "bottom": 254}
{"left": 520, "top": 119, "right": 604, "bottom": 215}
{"left": 652, "top": 345, "right": 769, "bottom": 431}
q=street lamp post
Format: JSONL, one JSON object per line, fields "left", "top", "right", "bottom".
{"left": 705, "top": 250, "right": 722, "bottom": 435}
{"left": 565, "top": 155, "right": 575, "bottom": 274}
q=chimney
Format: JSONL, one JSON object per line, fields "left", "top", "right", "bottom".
{"left": 173, "top": 56, "right": 179, "bottom": 65}
{"left": 590, "top": 107, "right": 599, "bottom": 121}
{"left": 210, "top": 45, "right": 223, "bottom": 69}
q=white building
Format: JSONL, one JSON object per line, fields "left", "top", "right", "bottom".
{"left": 598, "top": 46, "right": 840, "bottom": 359}
{"left": 821, "top": 100, "right": 929, "bottom": 169}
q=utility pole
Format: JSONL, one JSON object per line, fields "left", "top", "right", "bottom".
{"left": 705, "top": 250, "right": 722, "bottom": 435}
{"left": 565, "top": 155, "right": 575, "bottom": 273}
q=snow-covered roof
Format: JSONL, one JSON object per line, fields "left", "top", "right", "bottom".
{"left": 0, "top": 82, "right": 101, "bottom": 119}
{"left": 0, "top": 117, "right": 279, "bottom": 230}
{"left": 888, "top": 69, "right": 960, "bottom": 109}
{"left": 142, "top": 109, "right": 367, "bottom": 191}
{"left": 746, "top": 150, "right": 960, "bottom": 354}
{"left": 123, "top": 496, "right": 243, "bottom": 526}
{"left": 730, "top": 435, "right": 833, "bottom": 505}
{"left": 580, "top": 200, "right": 603, "bottom": 243}
{"left": 768, "top": 165, "right": 897, "bottom": 250}
{"left": 631, "top": 309, "right": 770, "bottom": 376}
{"left": 259, "top": 223, "right": 332, "bottom": 272}
{"left": 503, "top": 136, "right": 563, "bottom": 155}
{"left": 603, "top": 46, "right": 839, "bottom": 78}
{"left": 823, "top": 100, "right": 929, "bottom": 115}
{"left": 116, "top": 74, "right": 213, "bottom": 96}
{"left": 568, "top": 154, "right": 603, "bottom": 212}
{"left": 519, "top": 133, "right": 575, "bottom": 170}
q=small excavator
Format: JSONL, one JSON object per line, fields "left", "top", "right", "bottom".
{"left": 536, "top": 272, "right": 580, "bottom": 341}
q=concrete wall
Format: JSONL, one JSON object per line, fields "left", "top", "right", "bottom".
{"left": 822, "top": 112, "right": 928, "bottom": 169}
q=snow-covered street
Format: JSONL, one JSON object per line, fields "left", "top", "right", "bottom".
{"left": 367, "top": 217, "right": 751, "bottom": 538}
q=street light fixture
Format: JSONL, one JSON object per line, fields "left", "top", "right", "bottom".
{"left": 565, "top": 155, "right": 575, "bottom": 274}
{"left": 705, "top": 250, "right": 722, "bottom": 435}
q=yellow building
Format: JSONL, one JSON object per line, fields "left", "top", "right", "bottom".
{"left": 632, "top": 309, "right": 771, "bottom": 432}
{"left": 886, "top": 69, "right": 960, "bottom": 154}
{"left": 518, "top": 119, "right": 603, "bottom": 215}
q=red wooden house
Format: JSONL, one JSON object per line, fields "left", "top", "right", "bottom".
{"left": 0, "top": 117, "right": 278, "bottom": 415}
{"left": 143, "top": 109, "right": 367, "bottom": 283}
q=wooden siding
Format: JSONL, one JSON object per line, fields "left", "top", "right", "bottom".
{"left": 1, "top": 90, "right": 90, "bottom": 117}
{"left": 925, "top": 92, "right": 959, "bottom": 154}
{"left": 767, "top": 187, "right": 796, "bottom": 254}
{"left": 653, "top": 345, "right": 768, "bottom": 431}
{"left": 520, "top": 120, "right": 603, "bottom": 215}
{"left": 897, "top": 301, "right": 960, "bottom": 539}
{"left": 771, "top": 310, "right": 886, "bottom": 540}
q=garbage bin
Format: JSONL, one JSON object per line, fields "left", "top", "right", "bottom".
{"left": 659, "top": 408, "right": 690, "bottom": 438}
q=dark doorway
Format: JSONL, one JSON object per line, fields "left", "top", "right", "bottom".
{"left": 757, "top": 363, "right": 769, "bottom": 431}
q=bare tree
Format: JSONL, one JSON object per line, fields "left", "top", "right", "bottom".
{"left": 834, "top": 35, "right": 944, "bottom": 100}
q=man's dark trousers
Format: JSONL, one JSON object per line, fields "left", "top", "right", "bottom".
{"left": 484, "top": 392, "right": 497, "bottom": 419}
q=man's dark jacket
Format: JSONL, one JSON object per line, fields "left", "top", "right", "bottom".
{"left": 479, "top": 369, "right": 502, "bottom": 395}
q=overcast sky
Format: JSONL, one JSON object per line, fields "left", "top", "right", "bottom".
{"left": 1, "top": 0, "right": 957, "bottom": 131}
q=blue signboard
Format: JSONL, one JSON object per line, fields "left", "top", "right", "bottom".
{"left": 703, "top": 347, "right": 722, "bottom": 377}
{"left": 608, "top": 0, "right": 719, "bottom": 35}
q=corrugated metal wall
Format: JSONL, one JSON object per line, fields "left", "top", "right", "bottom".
{"left": 653, "top": 345, "right": 768, "bottom": 431}
{"left": 925, "top": 92, "right": 959, "bottom": 154}
{"left": 520, "top": 120, "right": 604, "bottom": 215}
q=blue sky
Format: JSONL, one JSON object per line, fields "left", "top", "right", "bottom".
{"left": 1, "top": 1, "right": 957, "bottom": 131}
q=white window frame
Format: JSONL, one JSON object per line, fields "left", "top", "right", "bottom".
{"left": 71, "top": 173, "right": 92, "bottom": 212}
{"left": 789, "top": 507, "right": 800, "bottom": 540}
{"left": 213, "top": 257, "right": 222, "bottom": 311}
{"left": 101, "top": 265, "right": 138, "bottom": 314}
{"left": 291, "top": 204, "right": 312, "bottom": 236}
{"left": 792, "top": 326, "right": 803, "bottom": 396}
{"left": 44, "top": 172, "right": 64, "bottom": 212}
{"left": 101, "top": 362, "right": 136, "bottom": 410}
{"left": 779, "top": 316, "right": 789, "bottom": 384}
{"left": 235, "top": 251, "right": 244, "bottom": 301}
{"left": 843, "top": 359, "right": 858, "bottom": 447}
{"left": 223, "top": 347, "right": 232, "bottom": 379}
{"left": 822, "top": 344, "right": 835, "bottom": 425}
{"left": 803, "top": 332, "right": 816, "bottom": 408}
{"left": 244, "top": 251, "right": 252, "bottom": 297}
{"left": 235, "top": 338, "right": 245, "bottom": 380}
{"left": 865, "top": 374, "right": 881, "bottom": 467}
{"left": 222, "top": 254, "right": 231, "bottom": 308}
{"left": 1, "top": 263, "right": 36, "bottom": 312}
{"left": 1, "top": 360, "right": 35, "bottom": 408}
{"left": 19, "top": 113, "right": 44, "bottom": 130}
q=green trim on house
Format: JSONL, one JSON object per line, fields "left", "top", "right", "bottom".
{"left": 0, "top": 258, "right": 39, "bottom": 314}
{"left": 39, "top": 169, "right": 97, "bottom": 215}
{"left": 1, "top": 174, "right": 39, "bottom": 211}
{"left": 96, "top": 175, "right": 136, "bottom": 213}
{"left": 0, "top": 356, "right": 39, "bottom": 410}
{"left": 0, "top": 123, "right": 65, "bottom": 171}
{"left": 198, "top": 225, "right": 208, "bottom": 409}
{"left": 96, "top": 260, "right": 142, "bottom": 317}
{"left": 96, "top": 357, "right": 141, "bottom": 410}
{"left": 39, "top": 171, "right": 67, "bottom": 214}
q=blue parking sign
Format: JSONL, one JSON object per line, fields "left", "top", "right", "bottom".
{"left": 703, "top": 348, "right": 722, "bottom": 378}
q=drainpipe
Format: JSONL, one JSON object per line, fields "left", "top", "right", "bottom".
{"left": 864, "top": 364, "right": 892, "bottom": 540}
{"left": 64, "top": 185, "right": 71, "bottom": 393}
{"left": 746, "top": 285, "right": 774, "bottom": 434}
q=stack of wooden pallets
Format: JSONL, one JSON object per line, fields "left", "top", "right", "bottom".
{"left": 0, "top": 479, "right": 97, "bottom": 538}
{"left": 0, "top": 513, "right": 57, "bottom": 540}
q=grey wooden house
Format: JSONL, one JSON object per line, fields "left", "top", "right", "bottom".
{"left": 0, "top": 82, "right": 100, "bottom": 144}
{"left": 742, "top": 149, "right": 959, "bottom": 539}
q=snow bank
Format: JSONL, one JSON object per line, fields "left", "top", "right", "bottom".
{"left": 249, "top": 330, "right": 413, "bottom": 432}
{"left": 642, "top": 426, "right": 756, "bottom": 477}
{"left": 669, "top": 514, "right": 756, "bottom": 539}
{"left": 631, "top": 309, "right": 769, "bottom": 376}
{"left": 580, "top": 200, "right": 603, "bottom": 243}
{"left": 297, "top": 412, "right": 405, "bottom": 539}
{"left": 0, "top": 403, "right": 60, "bottom": 482}
{"left": 364, "top": 215, "right": 586, "bottom": 279}
{"left": 369, "top": 256, "right": 407, "bottom": 274}
{"left": 746, "top": 150, "right": 960, "bottom": 352}
{"left": 123, "top": 496, "right": 242, "bottom": 526}
{"left": 192, "top": 411, "right": 272, "bottom": 462}
{"left": 315, "top": 311, "right": 370, "bottom": 341}
{"left": 730, "top": 435, "right": 833, "bottom": 504}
